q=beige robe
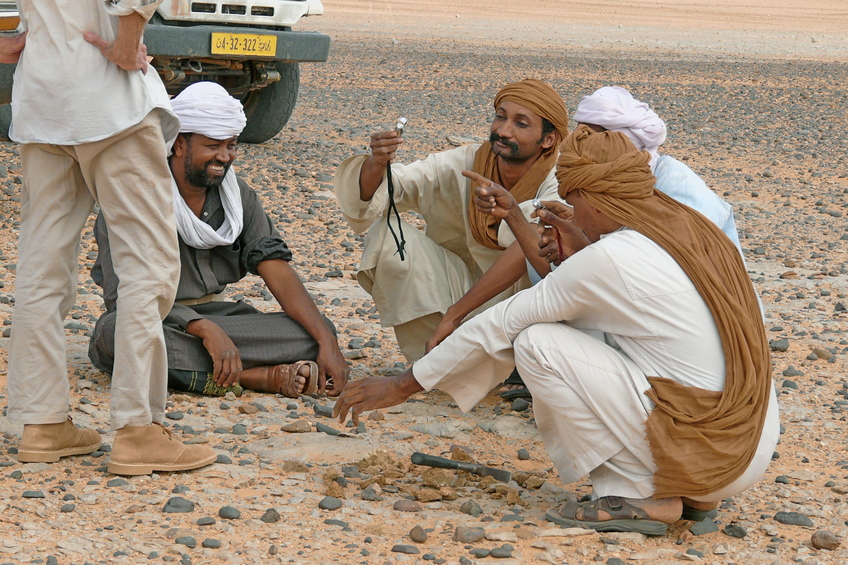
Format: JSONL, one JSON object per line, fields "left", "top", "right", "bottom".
{"left": 334, "top": 144, "right": 560, "bottom": 360}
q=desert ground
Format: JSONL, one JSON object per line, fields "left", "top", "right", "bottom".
{"left": 0, "top": 1, "right": 846, "bottom": 564}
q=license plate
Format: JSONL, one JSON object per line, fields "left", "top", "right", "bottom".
{"left": 211, "top": 33, "right": 276, "bottom": 56}
{"left": 0, "top": 14, "right": 20, "bottom": 32}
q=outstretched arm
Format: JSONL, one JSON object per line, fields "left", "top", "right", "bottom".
{"left": 333, "top": 368, "right": 423, "bottom": 426}
{"left": 258, "top": 259, "right": 349, "bottom": 395}
{"left": 426, "top": 243, "right": 525, "bottom": 352}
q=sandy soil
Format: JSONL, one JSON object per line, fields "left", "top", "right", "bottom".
{"left": 0, "top": 1, "right": 846, "bottom": 564}
{"left": 315, "top": 0, "right": 848, "bottom": 60}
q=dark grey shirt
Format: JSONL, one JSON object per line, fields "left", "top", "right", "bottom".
{"left": 92, "top": 176, "right": 292, "bottom": 329}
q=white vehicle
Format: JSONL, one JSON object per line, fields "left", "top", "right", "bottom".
{"left": 0, "top": 0, "right": 329, "bottom": 143}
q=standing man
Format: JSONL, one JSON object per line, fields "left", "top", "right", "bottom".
{"left": 89, "top": 82, "right": 349, "bottom": 399}
{"left": 5, "top": 0, "right": 216, "bottom": 475}
{"left": 335, "top": 79, "right": 569, "bottom": 362}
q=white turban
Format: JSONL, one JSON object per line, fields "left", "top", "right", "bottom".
{"left": 573, "top": 86, "right": 667, "bottom": 171}
{"left": 170, "top": 82, "right": 247, "bottom": 139}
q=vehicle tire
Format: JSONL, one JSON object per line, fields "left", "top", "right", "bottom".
{"left": 0, "top": 104, "right": 11, "bottom": 141}
{"left": 239, "top": 61, "right": 299, "bottom": 144}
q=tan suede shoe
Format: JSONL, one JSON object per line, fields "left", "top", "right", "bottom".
{"left": 108, "top": 422, "right": 217, "bottom": 475}
{"left": 18, "top": 417, "right": 102, "bottom": 463}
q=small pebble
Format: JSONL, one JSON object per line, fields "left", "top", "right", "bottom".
{"left": 391, "top": 544, "right": 420, "bottom": 555}
{"left": 218, "top": 505, "right": 241, "bottom": 519}
{"left": 393, "top": 500, "right": 421, "bottom": 512}
{"left": 453, "top": 526, "right": 486, "bottom": 543}
{"left": 460, "top": 500, "right": 483, "bottom": 516}
{"left": 319, "top": 496, "right": 343, "bottom": 510}
{"left": 163, "top": 497, "right": 195, "bottom": 513}
{"left": 261, "top": 508, "right": 281, "bottom": 523}
{"left": 774, "top": 511, "right": 814, "bottom": 527}
{"left": 410, "top": 525, "right": 428, "bottom": 543}
{"left": 811, "top": 530, "right": 841, "bottom": 550}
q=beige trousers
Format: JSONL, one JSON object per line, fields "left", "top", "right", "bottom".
{"left": 7, "top": 111, "right": 179, "bottom": 430}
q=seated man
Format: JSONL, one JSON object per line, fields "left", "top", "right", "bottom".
{"left": 428, "top": 86, "right": 747, "bottom": 398}
{"left": 334, "top": 126, "right": 779, "bottom": 535}
{"left": 334, "top": 79, "right": 569, "bottom": 362}
{"left": 89, "top": 82, "right": 348, "bottom": 398}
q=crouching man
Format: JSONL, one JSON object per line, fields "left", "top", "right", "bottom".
{"left": 334, "top": 126, "right": 779, "bottom": 535}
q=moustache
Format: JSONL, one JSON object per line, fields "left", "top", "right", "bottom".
{"left": 489, "top": 132, "right": 519, "bottom": 151}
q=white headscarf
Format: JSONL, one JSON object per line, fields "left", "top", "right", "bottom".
{"left": 170, "top": 82, "right": 247, "bottom": 249}
{"left": 573, "top": 86, "right": 667, "bottom": 171}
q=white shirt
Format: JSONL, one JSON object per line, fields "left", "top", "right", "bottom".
{"left": 415, "top": 228, "right": 727, "bottom": 407}
{"left": 10, "top": 0, "right": 178, "bottom": 145}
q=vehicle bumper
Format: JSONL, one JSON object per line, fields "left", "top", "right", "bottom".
{"left": 145, "top": 24, "right": 331, "bottom": 63}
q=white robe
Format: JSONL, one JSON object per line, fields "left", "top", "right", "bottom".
{"left": 335, "top": 144, "right": 561, "bottom": 360}
{"left": 414, "top": 228, "right": 780, "bottom": 499}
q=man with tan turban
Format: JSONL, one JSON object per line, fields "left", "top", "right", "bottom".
{"left": 334, "top": 79, "right": 569, "bottom": 361}
{"left": 333, "top": 125, "right": 779, "bottom": 535}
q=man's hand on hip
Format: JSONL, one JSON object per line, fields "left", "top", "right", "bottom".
{"left": 84, "top": 12, "right": 149, "bottom": 74}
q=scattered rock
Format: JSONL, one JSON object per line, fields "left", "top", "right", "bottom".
{"left": 391, "top": 544, "right": 420, "bottom": 555}
{"left": 811, "top": 530, "right": 841, "bottom": 550}
{"left": 281, "top": 420, "right": 312, "bottom": 433}
{"left": 319, "top": 496, "right": 343, "bottom": 511}
{"left": 218, "top": 506, "right": 241, "bottom": 519}
{"left": 163, "top": 497, "right": 195, "bottom": 513}
{"left": 774, "top": 511, "right": 814, "bottom": 527}
{"left": 453, "top": 526, "right": 486, "bottom": 543}
{"left": 409, "top": 525, "right": 428, "bottom": 543}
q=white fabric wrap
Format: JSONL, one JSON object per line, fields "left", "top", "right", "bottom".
{"left": 169, "top": 82, "right": 247, "bottom": 248}
{"left": 172, "top": 168, "right": 243, "bottom": 249}
{"left": 170, "top": 82, "right": 247, "bottom": 140}
{"left": 573, "top": 86, "right": 667, "bottom": 171}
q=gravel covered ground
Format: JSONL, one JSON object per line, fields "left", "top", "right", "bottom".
{"left": 0, "top": 5, "right": 847, "bottom": 565}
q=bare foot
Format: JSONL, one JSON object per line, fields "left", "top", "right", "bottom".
{"left": 239, "top": 363, "right": 308, "bottom": 395}
{"left": 681, "top": 497, "right": 719, "bottom": 511}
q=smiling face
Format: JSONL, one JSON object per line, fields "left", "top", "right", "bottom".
{"left": 175, "top": 133, "right": 238, "bottom": 190}
{"left": 489, "top": 100, "right": 556, "bottom": 164}
{"left": 564, "top": 190, "right": 623, "bottom": 243}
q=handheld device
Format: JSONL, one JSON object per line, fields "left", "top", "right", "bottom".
{"left": 394, "top": 117, "right": 408, "bottom": 136}
{"left": 532, "top": 198, "right": 546, "bottom": 211}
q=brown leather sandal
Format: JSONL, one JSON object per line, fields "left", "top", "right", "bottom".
{"left": 545, "top": 496, "right": 670, "bottom": 536}
{"left": 267, "top": 360, "right": 319, "bottom": 398}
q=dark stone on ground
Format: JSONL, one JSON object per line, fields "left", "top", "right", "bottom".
{"left": 723, "top": 524, "right": 748, "bottom": 538}
{"left": 391, "top": 544, "right": 420, "bottom": 555}
{"left": 163, "top": 497, "right": 195, "bottom": 513}
{"left": 319, "top": 496, "right": 343, "bottom": 510}
{"left": 261, "top": 508, "right": 281, "bottom": 523}
{"left": 218, "top": 505, "right": 241, "bottom": 519}
{"left": 460, "top": 500, "right": 483, "bottom": 516}
{"left": 176, "top": 536, "right": 197, "bottom": 548}
{"left": 775, "top": 511, "right": 814, "bottom": 527}
{"left": 410, "top": 525, "right": 428, "bottom": 543}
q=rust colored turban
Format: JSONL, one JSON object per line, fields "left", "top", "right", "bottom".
{"left": 494, "top": 78, "right": 570, "bottom": 142}
{"left": 557, "top": 125, "right": 771, "bottom": 499}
